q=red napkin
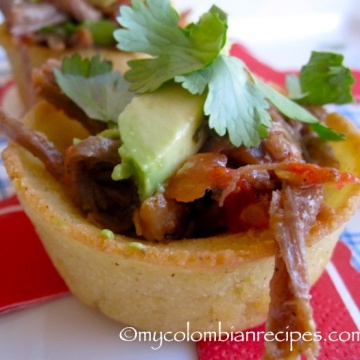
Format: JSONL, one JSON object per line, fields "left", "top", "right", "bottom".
{"left": 0, "top": 196, "right": 68, "bottom": 314}
{"left": 1, "top": 43, "right": 360, "bottom": 359}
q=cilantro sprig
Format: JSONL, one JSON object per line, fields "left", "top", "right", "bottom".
{"left": 177, "top": 56, "right": 272, "bottom": 147}
{"left": 54, "top": 54, "right": 134, "bottom": 124}
{"left": 114, "top": 0, "right": 353, "bottom": 147}
{"left": 54, "top": 1, "right": 354, "bottom": 147}
{"left": 114, "top": 0, "right": 227, "bottom": 92}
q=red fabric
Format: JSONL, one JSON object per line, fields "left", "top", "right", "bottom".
{"left": 0, "top": 196, "right": 68, "bottom": 314}
{"left": 332, "top": 240, "right": 360, "bottom": 310}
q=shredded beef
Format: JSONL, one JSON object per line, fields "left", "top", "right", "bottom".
{"left": 263, "top": 106, "right": 303, "bottom": 162}
{"left": 165, "top": 158, "right": 355, "bottom": 207}
{"left": 265, "top": 184, "right": 323, "bottom": 359}
{"left": 0, "top": 0, "right": 135, "bottom": 50}
{"left": 64, "top": 136, "right": 139, "bottom": 233}
{"left": 0, "top": 0, "right": 11, "bottom": 19}
{"left": 1, "top": 0, "right": 101, "bottom": 34}
{"left": 202, "top": 105, "right": 303, "bottom": 166}
{"left": 201, "top": 135, "right": 273, "bottom": 166}
{"left": 0, "top": 107, "right": 64, "bottom": 178}
{"left": 5, "top": 2, "right": 69, "bottom": 37}
{"left": 46, "top": 0, "right": 102, "bottom": 22}
{"left": 202, "top": 105, "right": 339, "bottom": 169}
{"left": 0, "top": 0, "right": 102, "bottom": 49}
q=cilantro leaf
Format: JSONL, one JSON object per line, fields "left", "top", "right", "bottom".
{"left": 113, "top": 0, "right": 351, "bottom": 146}
{"left": 310, "top": 123, "right": 345, "bottom": 141}
{"left": 55, "top": 54, "right": 134, "bottom": 124}
{"left": 37, "top": 21, "right": 77, "bottom": 34}
{"left": 289, "top": 51, "right": 354, "bottom": 105}
{"left": 285, "top": 73, "right": 306, "bottom": 100}
{"left": 254, "top": 78, "right": 319, "bottom": 124}
{"left": 177, "top": 55, "right": 345, "bottom": 146}
{"left": 114, "top": 0, "right": 227, "bottom": 92}
{"left": 254, "top": 77, "right": 345, "bottom": 141}
{"left": 177, "top": 56, "right": 271, "bottom": 147}
{"left": 61, "top": 53, "right": 112, "bottom": 76}
{"left": 205, "top": 56, "right": 271, "bottom": 147}
{"left": 175, "top": 66, "right": 212, "bottom": 95}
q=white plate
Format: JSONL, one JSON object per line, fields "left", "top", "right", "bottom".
{"left": 0, "top": 295, "right": 198, "bottom": 360}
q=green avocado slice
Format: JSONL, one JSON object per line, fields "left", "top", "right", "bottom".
{"left": 112, "top": 83, "right": 207, "bottom": 201}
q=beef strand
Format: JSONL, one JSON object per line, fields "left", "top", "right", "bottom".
{"left": 262, "top": 108, "right": 321, "bottom": 359}
{"left": 0, "top": 0, "right": 105, "bottom": 49}
{"left": 0, "top": 107, "right": 64, "bottom": 178}
{"left": 64, "top": 136, "right": 139, "bottom": 233}
{"left": 264, "top": 184, "right": 323, "bottom": 359}
{"left": 6, "top": 2, "right": 69, "bottom": 37}
{"left": 45, "top": 0, "right": 102, "bottom": 22}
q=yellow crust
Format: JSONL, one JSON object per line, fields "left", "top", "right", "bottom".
{"left": 0, "top": 23, "right": 137, "bottom": 109}
{"left": 2, "top": 101, "right": 360, "bottom": 332}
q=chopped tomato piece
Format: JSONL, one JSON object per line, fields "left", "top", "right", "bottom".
{"left": 165, "top": 153, "right": 235, "bottom": 202}
{"left": 223, "top": 189, "right": 271, "bottom": 232}
{"left": 275, "top": 162, "right": 359, "bottom": 188}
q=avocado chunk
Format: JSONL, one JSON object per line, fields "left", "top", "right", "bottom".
{"left": 112, "top": 83, "right": 206, "bottom": 201}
